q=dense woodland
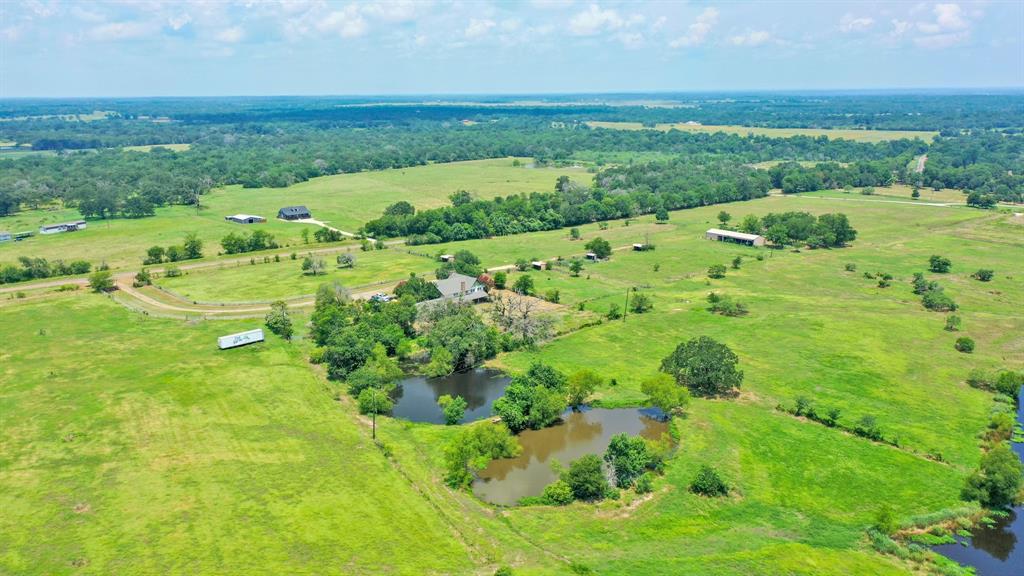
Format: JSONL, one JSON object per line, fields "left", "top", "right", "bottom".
{"left": 1, "top": 95, "right": 1023, "bottom": 219}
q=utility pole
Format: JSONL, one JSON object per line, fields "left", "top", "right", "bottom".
{"left": 623, "top": 287, "right": 631, "bottom": 322}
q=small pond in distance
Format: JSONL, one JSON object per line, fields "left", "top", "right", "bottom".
{"left": 390, "top": 368, "right": 511, "bottom": 424}
{"left": 473, "top": 407, "right": 668, "bottom": 506}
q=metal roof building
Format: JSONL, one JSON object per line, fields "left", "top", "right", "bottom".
{"left": 225, "top": 214, "right": 266, "bottom": 224}
{"left": 705, "top": 228, "right": 766, "bottom": 247}
{"left": 278, "top": 206, "right": 311, "bottom": 220}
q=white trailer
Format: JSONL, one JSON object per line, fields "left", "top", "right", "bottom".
{"left": 217, "top": 328, "right": 265, "bottom": 350}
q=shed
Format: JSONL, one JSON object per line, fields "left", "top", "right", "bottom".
{"left": 585, "top": 252, "right": 599, "bottom": 261}
{"left": 439, "top": 254, "right": 455, "bottom": 262}
{"left": 218, "top": 328, "right": 265, "bottom": 350}
{"left": 0, "top": 232, "right": 11, "bottom": 243}
{"left": 632, "top": 243, "right": 646, "bottom": 251}
{"left": 705, "top": 228, "right": 766, "bottom": 247}
{"left": 225, "top": 214, "right": 266, "bottom": 224}
{"left": 531, "top": 261, "right": 545, "bottom": 270}
{"left": 278, "top": 206, "right": 311, "bottom": 220}
{"left": 39, "top": 220, "right": 87, "bottom": 235}
{"left": 13, "top": 231, "right": 33, "bottom": 241}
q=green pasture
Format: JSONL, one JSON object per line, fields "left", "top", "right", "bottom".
{"left": 0, "top": 296, "right": 478, "bottom": 575}
{"left": 497, "top": 197, "right": 1022, "bottom": 470}
{"left": 0, "top": 158, "right": 582, "bottom": 270}
{"left": 157, "top": 247, "right": 438, "bottom": 302}
{"left": 585, "top": 121, "right": 938, "bottom": 143}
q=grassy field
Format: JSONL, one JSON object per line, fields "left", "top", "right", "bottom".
{"left": 157, "top": 247, "right": 439, "bottom": 302}
{"left": 0, "top": 296, "right": 483, "bottom": 575}
{"left": 586, "top": 121, "right": 938, "bottom": 143}
{"left": 0, "top": 158, "right": 584, "bottom": 270}
{"left": 2, "top": 168, "right": 1020, "bottom": 574}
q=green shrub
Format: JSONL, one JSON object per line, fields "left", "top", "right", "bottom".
{"left": 635, "top": 472, "right": 654, "bottom": 494}
{"left": 971, "top": 269, "right": 994, "bottom": 282}
{"left": 540, "top": 480, "right": 575, "bottom": 506}
{"left": 954, "top": 337, "right": 975, "bottom": 353}
{"left": 689, "top": 465, "right": 728, "bottom": 497}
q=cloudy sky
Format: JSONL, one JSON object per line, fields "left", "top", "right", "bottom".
{"left": 1, "top": 1, "right": 1021, "bottom": 97}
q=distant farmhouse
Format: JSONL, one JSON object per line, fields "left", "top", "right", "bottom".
{"left": 418, "top": 272, "right": 488, "bottom": 308}
{"left": 278, "top": 206, "right": 311, "bottom": 220}
{"left": 225, "top": 214, "right": 266, "bottom": 224}
{"left": 705, "top": 228, "right": 766, "bottom": 247}
{"left": 39, "top": 220, "right": 87, "bottom": 235}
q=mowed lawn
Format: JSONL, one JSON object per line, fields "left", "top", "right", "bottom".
{"left": 0, "top": 296, "right": 477, "bottom": 575}
{"left": 585, "top": 121, "right": 938, "bottom": 143}
{"left": 0, "top": 158, "right": 586, "bottom": 270}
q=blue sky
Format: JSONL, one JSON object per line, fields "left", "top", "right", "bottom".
{"left": 1, "top": 1, "right": 1021, "bottom": 97}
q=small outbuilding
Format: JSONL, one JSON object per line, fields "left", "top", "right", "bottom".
{"left": 278, "top": 206, "right": 311, "bottom": 220}
{"left": 632, "top": 243, "right": 647, "bottom": 251}
{"left": 585, "top": 252, "right": 599, "bottom": 261}
{"left": 225, "top": 214, "right": 266, "bottom": 224}
{"left": 218, "top": 328, "right": 265, "bottom": 350}
{"left": 705, "top": 228, "right": 766, "bottom": 247}
{"left": 13, "top": 231, "right": 33, "bottom": 241}
{"left": 0, "top": 231, "right": 11, "bottom": 243}
{"left": 439, "top": 254, "right": 455, "bottom": 262}
{"left": 531, "top": 261, "right": 545, "bottom": 270}
{"left": 39, "top": 220, "right": 87, "bottom": 235}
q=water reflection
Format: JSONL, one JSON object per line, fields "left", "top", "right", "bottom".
{"left": 933, "top": 388, "right": 1023, "bottom": 575}
{"left": 472, "top": 407, "right": 668, "bottom": 506}
{"left": 390, "top": 368, "right": 510, "bottom": 424}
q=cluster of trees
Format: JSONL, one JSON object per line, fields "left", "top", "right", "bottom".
{"left": 911, "top": 272, "right": 958, "bottom": 312}
{"left": 527, "top": 433, "right": 672, "bottom": 506}
{"left": 364, "top": 159, "right": 772, "bottom": 244}
{"left": 492, "top": 363, "right": 571, "bottom": 433}
{"left": 767, "top": 158, "right": 908, "bottom": 194}
{"left": 706, "top": 292, "right": 748, "bottom": 317}
{"left": 220, "top": 230, "right": 278, "bottom": 254}
{"left": 737, "top": 211, "right": 857, "bottom": 248}
{"left": 264, "top": 301, "right": 293, "bottom": 341}
{"left": 0, "top": 256, "right": 92, "bottom": 285}
{"left": 444, "top": 422, "right": 521, "bottom": 488}
{"left": 419, "top": 303, "right": 500, "bottom": 374}
{"left": 143, "top": 233, "right": 203, "bottom": 264}
{"left": 393, "top": 274, "right": 442, "bottom": 302}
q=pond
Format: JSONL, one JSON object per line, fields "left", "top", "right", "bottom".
{"left": 472, "top": 407, "right": 669, "bottom": 506}
{"left": 933, "top": 388, "right": 1023, "bottom": 575}
{"left": 390, "top": 368, "right": 511, "bottom": 425}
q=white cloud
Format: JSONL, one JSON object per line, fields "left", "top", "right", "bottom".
{"left": 617, "top": 31, "right": 643, "bottom": 49}
{"left": 363, "top": 1, "right": 425, "bottom": 23}
{"left": 729, "top": 30, "right": 772, "bottom": 47}
{"left": 891, "top": 19, "right": 912, "bottom": 36}
{"left": 216, "top": 26, "right": 245, "bottom": 44}
{"left": 1, "top": 25, "right": 25, "bottom": 43}
{"left": 317, "top": 6, "right": 368, "bottom": 38}
{"left": 88, "top": 21, "right": 153, "bottom": 41}
{"left": 167, "top": 14, "right": 192, "bottom": 31}
{"left": 669, "top": 7, "right": 718, "bottom": 48}
{"left": 465, "top": 18, "right": 496, "bottom": 38}
{"left": 914, "top": 3, "right": 973, "bottom": 49}
{"left": 839, "top": 13, "right": 874, "bottom": 33}
{"left": 568, "top": 4, "right": 623, "bottom": 36}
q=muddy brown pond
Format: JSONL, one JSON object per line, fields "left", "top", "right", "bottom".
{"left": 473, "top": 407, "right": 668, "bottom": 506}
{"left": 390, "top": 368, "right": 511, "bottom": 424}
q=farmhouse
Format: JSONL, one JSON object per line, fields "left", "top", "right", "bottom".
{"left": 39, "top": 220, "right": 87, "bottom": 235}
{"left": 225, "top": 214, "right": 266, "bottom": 224}
{"left": 278, "top": 206, "right": 311, "bottom": 220}
{"left": 419, "top": 272, "right": 488, "bottom": 308}
{"left": 706, "top": 228, "right": 766, "bottom": 247}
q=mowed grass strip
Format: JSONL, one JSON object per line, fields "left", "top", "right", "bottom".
{"left": 0, "top": 296, "right": 476, "bottom": 575}
{"left": 585, "top": 121, "right": 938, "bottom": 143}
